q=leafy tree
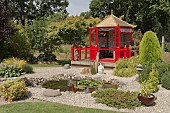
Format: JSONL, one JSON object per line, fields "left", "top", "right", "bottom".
{"left": 80, "top": 11, "right": 91, "bottom": 19}
{"left": 6, "top": 0, "right": 69, "bottom": 25}
{"left": 26, "top": 17, "right": 63, "bottom": 55}
{"left": 55, "top": 16, "right": 101, "bottom": 46}
{"left": 139, "top": 31, "right": 163, "bottom": 64}
{"left": 0, "top": 1, "right": 16, "bottom": 42}
{"left": 0, "top": 23, "right": 31, "bottom": 60}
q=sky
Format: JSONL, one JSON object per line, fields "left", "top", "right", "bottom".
{"left": 67, "top": 0, "right": 91, "bottom": 16}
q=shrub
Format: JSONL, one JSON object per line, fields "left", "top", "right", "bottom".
{"left": 3, "top": 57, "right": 27, "bottom": 69}
{"left": 139, "top": 31, "right": 163, "bottom": 64}
{"left": 58, "top": 59, "right": 71, "bottom": 66}
{"left": 0, "top": 65, "right": 22, "bottom": 78}
{"left": 147, "top": 64, "right": 159, "bottom": 92}
{"left": 22, "top": 64, "right": 33, "bottom": 74}
{"left": 138, "top": 62, "right": 170, "bottom": 83}
{"left": 161, "top": 71, "right": 170, "bottom": 90}
{"left": 165, "top": 43, "right": 170, "bottom": 52}
{"left": 140, "top": 81, "right": 153, "bottom": 97}
{"left": 113, "top": 56, "right": 139, "bottom": 77}
{"left": 0, "top": 78, "right": 28, "bottom": 101}
{"left": 92, "top": 88, "right": 141, "bottom": 109}
{"left": 36, "top": 54, "right": 57, "bottom": 62}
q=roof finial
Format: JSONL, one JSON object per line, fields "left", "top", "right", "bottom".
{"left": 111, "top": 9, "right": 113, "bottom": 15}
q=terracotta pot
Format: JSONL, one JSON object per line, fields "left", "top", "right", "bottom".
{"left": 138, "top": 93, "right": 156, "bottom": 106}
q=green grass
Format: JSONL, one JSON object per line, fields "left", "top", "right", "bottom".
{"left": 0, "top": 102, "right": 121, "bottom": 113}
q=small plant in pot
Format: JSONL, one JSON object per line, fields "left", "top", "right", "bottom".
{"left": 138, "top": 81, "right": 156, "bottom": 106}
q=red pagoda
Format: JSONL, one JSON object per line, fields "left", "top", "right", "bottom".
{"left": 71, "top": 14, "right": 135, "bottom": 62}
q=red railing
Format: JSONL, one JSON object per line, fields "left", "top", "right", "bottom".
{"left": 71, "top": 45, "right": 131, "bottom": 62}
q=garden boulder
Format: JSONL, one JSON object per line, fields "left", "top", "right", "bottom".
{"left": 43, "top": 89, "right": 61, "bottom": 97}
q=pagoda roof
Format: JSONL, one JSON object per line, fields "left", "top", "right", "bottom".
{"left": 96, "top": 14, "right": 136, "bottom": 28}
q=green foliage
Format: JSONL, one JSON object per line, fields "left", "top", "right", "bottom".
{"left": 6, "top": 0, "right": 69, "bottom": 25}
{"left": 0, "top": 23, "right": 31, "bottom": 60}
{"left": 139, "top": 31, "right": 163, "bottom": 64}
{"left": 140, "top": 81, "right": 153, "bottom": 97}
{"left": 58, "top": 59, "right": 71, "bottom": 66}
{"left": 22, "top": 64, "right": 33, "bottom": 74}
{"left": 0, "top": 65, "right": 22, "bottom": 78}
{"left": 92, "top": 88, "right": 141, "bottom": 109}
{"left": 0, "top": 78, "right": 27, "bottom": 101}
{"left": 36, "top": 54, "right": 57, "bottom": 62}
{"left": 147, "top": 64, "right": 159, "bottom": 93}
{"left": 73, "top": 79, "right": 102, "bottom": 89}
{"left": 165, "top": 43, "right": 170, "bottom": 52}
{"left": 161, "top": 71, "right": 170, "bottom": 90}
{"left": 138, "top": 62, "right": 170, "bottom": 83}
{"left": 52, "top": 16, "right": 101, "bottom": 46}
{"left": 3, "top": 57, "right": 27, "bottom": 69}
{"left": 113, "top": 56, "right": 139, "bottom": 77}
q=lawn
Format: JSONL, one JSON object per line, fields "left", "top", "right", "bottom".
{"left": 0, "top": 102, "right": 121, "bottom": 113}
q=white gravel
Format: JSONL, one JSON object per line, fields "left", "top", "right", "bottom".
{"left": 1, "top": 66, "right": 170, "bottom": 113}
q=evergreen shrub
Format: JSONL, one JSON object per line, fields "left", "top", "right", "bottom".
{"left": 22, "top": 64, "right": 33, "bottom": 74}
{"left": 147, "top": 64, "right": 159, "bottom": 92}
{"left": 161, "top": 71, "right": 170, "bottom": 90}
{"left": 92, "top": 88, "right": 141, "bottom": 109}
{"left": 139, "top": 62, "right": 170, "bottom": 83}
{"left": 113, "top": 56, "right": 139, "bottom": 77}
{"left": 139, "top": 31, "right": 163, "bottom": 64}
{"left": 0, "top": 78, "right": 27, "bottom": 101}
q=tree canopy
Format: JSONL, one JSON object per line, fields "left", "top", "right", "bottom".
{"left": 6, "top": 0, "right": 69, "bottom": 25}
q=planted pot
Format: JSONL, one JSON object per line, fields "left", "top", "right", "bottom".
{"left": 138, "top": 93, "right": 156, "bottom": 106}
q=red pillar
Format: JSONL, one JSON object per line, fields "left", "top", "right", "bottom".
{"left": 78, "top": 45, "right": 81, "bottom": 60}
{"left": 71, "top": 45, "right": 74, "bottom": 61}
{"left": 84, "top": 46, "right": 87, "bottom": 59}
{"left": 124, "top": 45, "right": 127, "bottom": 58}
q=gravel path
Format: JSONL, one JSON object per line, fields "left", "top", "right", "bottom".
{"left": 1, "top": 66, "right": 170, "bottom": 113}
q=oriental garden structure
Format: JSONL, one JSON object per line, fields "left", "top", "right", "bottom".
{"left": 71, "top": 14, "right": 135, "bottom": 63}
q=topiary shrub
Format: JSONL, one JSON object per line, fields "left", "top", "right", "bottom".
{"left": 139, "top": 31, "right": 163, "bottom": 64}
{"left": 58, "top": 59, "right": 71, "bottom": 66}
{"left": 92, "top": 88, "right": 141, "bottom": 109}
{"left": 147, "top": 64, "right": 159, "bottom": 93}
{"left": 22, "top": 64, "right": 33, "bottom": 74}
{"left": 161, "top": 71, "right": 170, "bottom": 90}
{"left": 0, "top": 78, "right": 28, "bottom": 101}
{"left": 113, "top": 56, "right": 139, "bottom": 77}
{"left": 0, "top": 65, "right": 22, "bottom": 78}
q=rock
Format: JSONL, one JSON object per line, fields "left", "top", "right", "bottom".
{"left": 43, "top": 89, "right": 61, "bottom": 97}
{"left": 81, "top": 68, "right": 90, "bottom": 75}
{"left": 64, "top": 64, "right": 70, "bottom": 69}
